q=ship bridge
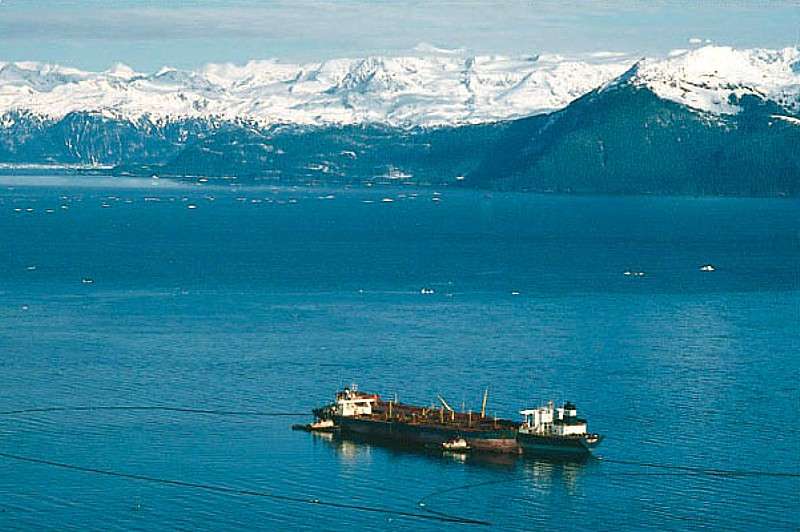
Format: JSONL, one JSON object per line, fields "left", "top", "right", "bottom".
{"left": 520, "top": 401, "right": 588, "bottom": 436}
{"left": 335, "top": 386, "right": 380, "bottom": 417}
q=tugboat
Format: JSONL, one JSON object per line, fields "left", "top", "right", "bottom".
{"left": 517, "top": 401, "right": 603, "bottom": 457}
{"left": 442, "top": 437, "right": 471, "bottom": 453}
{"left": 292, "top": 418, "right": 336, "bottom": 432}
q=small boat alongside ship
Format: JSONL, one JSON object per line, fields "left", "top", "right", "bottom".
{"left": 292, "top": 418, "right": 336, "bottom": 432}
{"left": 442, "top": 437, "right": 471, "bottom": 452}
{"left": 296, "top": 386, "right": 603, "bottom": 457}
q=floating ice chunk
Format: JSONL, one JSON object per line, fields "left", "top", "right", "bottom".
{"left": 623, "top": 270, "right": 646, "bottom": 277}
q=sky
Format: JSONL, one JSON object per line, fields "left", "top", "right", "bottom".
{"left": 1, "top": 0, "right": 799, "bottom": 71}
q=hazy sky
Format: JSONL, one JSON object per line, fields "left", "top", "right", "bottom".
{"left": 2, "top": 0, "right": 799, "bottom": 71}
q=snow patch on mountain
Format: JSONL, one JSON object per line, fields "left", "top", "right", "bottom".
{"left": 633, "top": 46, "right": 800, "bottom": 115}
{"left": 0, "top": 46, "right": 798, "bottom": 127}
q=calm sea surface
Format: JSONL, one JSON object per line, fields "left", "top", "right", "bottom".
{"left": 0, "top": 176, "right": 798, "bottom": 530}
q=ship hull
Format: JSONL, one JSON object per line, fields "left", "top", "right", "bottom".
{"left": 517, "top": 433, "right": 602, "bottom": 457}
{"left": 334, "top": 415, "right": 519, "bottom": 453}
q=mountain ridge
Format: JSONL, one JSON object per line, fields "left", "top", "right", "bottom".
{"left": 2, "top": 46, "right": 798, "bottom": 128}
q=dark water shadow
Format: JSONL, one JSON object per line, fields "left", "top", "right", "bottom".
{"left": 314, "top": 430, "right": 597, "bottom": 473}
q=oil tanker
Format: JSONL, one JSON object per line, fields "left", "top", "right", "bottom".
{"left": 302, "top": 386, "right": 603, "bottom": 456}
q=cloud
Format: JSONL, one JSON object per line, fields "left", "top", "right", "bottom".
{"left": 1, "top": 0, "right": 797, "bottom": 71}
{"left": 412, "top": 42, "right": 466, "bottom": 56}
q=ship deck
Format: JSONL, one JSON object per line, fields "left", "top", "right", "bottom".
{"left": 360, "top": 401, "right": 520, "bottom": 432}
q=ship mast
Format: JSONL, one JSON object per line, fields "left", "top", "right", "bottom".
{"left": 480, "top": 387, "right": 489, "bottom": 418}
{"left": 437, "top": 394, "right": 454, "bottom": 412}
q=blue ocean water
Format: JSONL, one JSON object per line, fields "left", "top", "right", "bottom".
{"left": 0, "top": 176, "right": 798, "bottom": 530}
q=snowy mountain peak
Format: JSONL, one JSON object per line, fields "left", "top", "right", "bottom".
{"left": 105, "top": 63, "right": 137, "bottom": 80}
{"left": 0, "top": 46, "right": 797, "bottom": 127}
{"left": 599, "top": 59, "right": 643, "bottom": 93}
{"left": 633, "top": 46, "right": 800, "bottom": 114}
{"left": 334, "top": 57, "right": 420, "bottom": 93}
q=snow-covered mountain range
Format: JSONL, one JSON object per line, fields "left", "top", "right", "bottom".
{"left": 1, "top": 46, "right": 798, "bottom": 127}
{"left": 1, "top": 45, "right": 798, "bottom": 197}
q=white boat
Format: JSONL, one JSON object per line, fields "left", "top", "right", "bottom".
{"left": 442, "top": 438, "right": 471, "bottom": 452}
{"left": 699, "top": 264, "right": 716, "bottom": 272}
{"left": 384, "top": 168, "right": 412, "bottom": 180}
{"left": 308, "top": 419, "right": 335, "bottom": 431}
{"left": 292, "top": 418, "right": 336, "bottom": 432}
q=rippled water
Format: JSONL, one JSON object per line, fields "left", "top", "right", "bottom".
{"left": 0, "top": 176, "right": 798, "bottom": 530}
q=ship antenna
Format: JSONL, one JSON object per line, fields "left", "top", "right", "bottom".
{"left": 480, "top": 387, "right": 489, "bottom": 419}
